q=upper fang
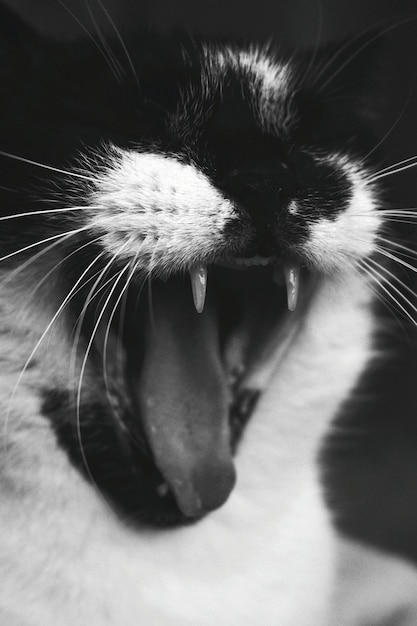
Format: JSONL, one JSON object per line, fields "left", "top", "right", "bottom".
{"left": 283, "top": 265, "right": 300, "bottom": 311}
{"left": 190, "top": 264, "right": 208, "bottom": 313}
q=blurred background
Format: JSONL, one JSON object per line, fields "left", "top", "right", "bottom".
{"left": 3, "top": 0, "right": 417, "bottom": 566}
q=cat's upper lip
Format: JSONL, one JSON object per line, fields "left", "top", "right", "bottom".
{"left": 189, "top": 258, "right": 301, "bottom": 313}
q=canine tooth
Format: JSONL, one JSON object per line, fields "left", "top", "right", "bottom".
{"left": 283, "top": 265, "right": 300, "bottom": 311}
{"left": 190, "top": 264, "right": 208, "bottom": 313}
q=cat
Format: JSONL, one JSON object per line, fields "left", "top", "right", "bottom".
{"left": 0, "top": 3, "right": 414, "bottom": 624}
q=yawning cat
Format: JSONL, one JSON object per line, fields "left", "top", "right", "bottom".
{"left": 0, "top": 3, "right": 413, "bottom": 624}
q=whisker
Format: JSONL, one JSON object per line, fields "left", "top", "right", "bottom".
{"left": 115, "top": 272, "right": 130, "bottom": 381}
{"left": 75, "top": 263, "right": 131, "bottom": 482}
{"left": 309, "top": 32, "right": 358, "bottom": 88}
{"left": 380, "top": 208, "right": 417, "bottom": 214}
{"left": 354, "top": 259, "right": 402, "bottom": 322}
{"left": 315, "top": 16, "right": 417, "bottom": 94}
{"left": 68, "top": 269, "right": 129, "bottom": 515}
{"left": 379, "top": 217, "right": 417, "bottom": 226}
{"left": 58, "top": 0, "right": 123, "bottom": 83}
{"left": 145, "top": 241, "right": 164, "bottom": 335}
{"left": 5, "top": 237, "right": 103, "bottom": 305}
{"left": 68, "top": 242, "right": 131, "bottom": 389}
{"left": 370, "top": 155, "right": 417, "bottom": 177}
{"left": 0, "top": 205, "right": 99, "bottom": 222}
{"left": 295, "top": 0, "right": 324, "bottom": 90}
{"left": 85, "top": 0, "right": 125, "bottom": 83}
{"left": 0, "top": 231, "right": 91, "bottom": 289}
{"left": 3, "top": 251, "right": 106, "bottom": 456}
{"left": 94, "top": 0, "right": 139, "bottom": 85}
{"left": 368, "top": 156, "right": 417, "bottom": 183}
{"left": 375, "top": 245, "right": 417, "bottom": 273}
{"left": 102, "top": 256, "right": 140, "bottom": 393}
{"left": 68, "top": 270, "right": 127, "bottom": 362}
{"left": 367, "top": 256, "right": 417, "bottom": 303}
{"left": 65, "top": 245, "right": 131, "bottom": 493}
{"left": 361, "top": 73, "right": 416, "bottom": 164}
{"left": 347, "top": 209, "right": 417, "bottom": 218}
{"left": 358, "top": 260, "right": 396, "bottom": 308}
{"left": 0, "top": 225, "right": 123, "bottom": 310}
{"left": 101, "top": 263, "right": 146, "bottom": 448}
{"left": 340, "top": 212, "right": 417, "bottom": 224}
{"left": 27, "top": 237, "right": 107, "bottom": 300}
{"left": 361, "top": 258, "right": 417, "bottom": 326}
{"left": 378, "top": 210, "right": 417, "bottom": 224}
{"left": 0, "top": 226, "right": 91, "bottom": 265}
{"left": 0, "top": 150, "right": 96, "bottom": 182}
{"left": 0, "top": 213, "right": 119, "bottom": 265}
{"left": 376, "top": 235, "right": 417, "bottom": 259}
{"left": 350, "top": 220, "right": 417, "bottom": 230}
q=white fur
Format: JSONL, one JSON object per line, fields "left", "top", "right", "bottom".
{"left": 87, "top": 148, "right": 238, "bottom": 275}
{"left": 0, "top": 270, "right": 376, "bottom": 625}
{"left": 203, "top": 45, "right": 293, "bottom": 132}
{"left": 303, "top": 155, "right": 381, "bottom": 272}
{"left": 235, "top": 49, "right": 293, "bottom": 132}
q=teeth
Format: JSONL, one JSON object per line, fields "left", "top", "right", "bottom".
{"left": 189, "top": 260, "right": 300, "bottom": 313}
{"left": 233, "top": 256, "right": 274, "bottom": 267}
{"left": 283, "top": 265, "right": 300, "bottom": 311}
{"left": 190, "top": 264, "right": 208, "bottom": 313}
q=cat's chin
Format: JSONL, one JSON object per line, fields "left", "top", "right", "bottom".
{"left": 91, "top": 261, "right": 308, "bottom": 523}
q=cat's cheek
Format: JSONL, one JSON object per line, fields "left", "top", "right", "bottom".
{"left": 300, "top": 162, "right": 381, "bottom": 273}
{"left": 302, "top": 212, "right": 381, "bottom": 273}
{"left": 85, "top": 147, "right": 245, "bottom": 274}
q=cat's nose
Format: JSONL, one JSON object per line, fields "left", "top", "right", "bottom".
{"left": 219, "top": 160, "right": 293, "bottom": 219}
{"left": 219, "top": 160, "right": 295, "bottom": 254}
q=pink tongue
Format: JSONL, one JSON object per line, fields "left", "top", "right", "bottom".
{"left": 135, "top": 280, "right": 236, "bottom": 518}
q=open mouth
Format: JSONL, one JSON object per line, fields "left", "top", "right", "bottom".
{"left": 127, "top": 260, "right": 301, "bottom": 520}
{"left": 190, "top": 258, "right": 300, "bottom": 313}
{"left": 47, "top": 256, "right": 305, "bottom": 527}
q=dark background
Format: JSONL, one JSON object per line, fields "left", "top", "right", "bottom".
{"left": 3, "top": 0, "right": 417, "bottom": 564}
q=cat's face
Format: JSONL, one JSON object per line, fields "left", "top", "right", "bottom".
{"left": 70, "top": 40, "right": 380, "bottom": 274}
{"left": 1, "top": 22, "right": 383, "bottom": 525}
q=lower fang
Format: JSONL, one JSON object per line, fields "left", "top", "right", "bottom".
{"left": 190, "top": 264, "right": 208, "bottom": 313}
{"left": 283, "top": 265, "right": 300, "bottom": 311}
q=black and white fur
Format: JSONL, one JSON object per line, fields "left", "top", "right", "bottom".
{"left": 0, "top": 4, "right": 416, "bottom": 624}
